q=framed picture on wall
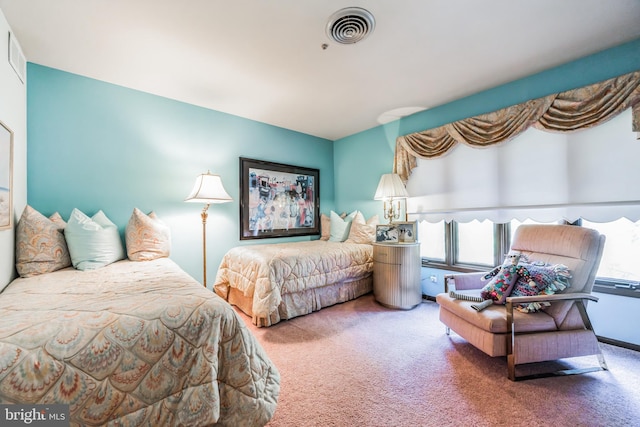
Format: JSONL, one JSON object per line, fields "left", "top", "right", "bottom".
{"left": 239, "top": 157, "right": 320, "bottom": 240}
{"left": 0, "top": 120, "right": 13, "bottom": 230}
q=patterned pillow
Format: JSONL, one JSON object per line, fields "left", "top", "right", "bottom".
{"left": 480, "top": 264, "right": 519, "bottom": 304}
{"left": 479, "top": 252, "right": 522, "bottom": 304}
{"left": 346, "top": 212, "right": 379, "bottom": 244}
{"left": 511, "top": 262, "right": 571, "bottom": 313}
{"left": 15, "top": 205, "right": 72, "bottom": 277}
{"left": 320, "top": 213, "right": 331, "bottom": 240}
{"left": 125, "top": 208, "right": 171, "bottom": 261}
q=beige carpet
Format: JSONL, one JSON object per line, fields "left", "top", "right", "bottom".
{"left": 239, "top": 293, "right": 640, "bottom": 427}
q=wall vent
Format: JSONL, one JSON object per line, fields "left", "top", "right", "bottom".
{"left": 326, "top": 7, "right": 375, "bottom": 44}
{"left": 8, "top": 31, "right": 26, "bottom": 84}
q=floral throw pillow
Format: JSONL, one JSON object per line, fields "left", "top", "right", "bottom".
{"left": 15, "top": 205, "right": 71, "bottom": 277}
{"left": 511, "top": 261, "right": 571, "bottom": 313}
{"left": 126, "top": 208, "right": 171, "bottom": 261}
{"left": 480, "top": 264, "right": 519, "bottom": 304}
{"left": 480, "top": 252, "right": 522, "bottom": 304}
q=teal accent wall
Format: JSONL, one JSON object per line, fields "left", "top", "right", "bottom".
{"left": 331, "top": 125, "right": 394, "bottom": 220}
{"left": 27, "top": 64, "right": 334, "bottom": 285}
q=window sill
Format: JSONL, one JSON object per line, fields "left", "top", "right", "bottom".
{"left": 593, "top": 283, "right": 640, "bottom": 299}
{"left": 422, "top": 261, "right": 640, "bottom": 299}
{"left": 420, "top": 260, "right": 482, "bottom": 274}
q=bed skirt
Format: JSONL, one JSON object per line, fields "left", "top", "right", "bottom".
{"left": 228, "top": 274, "right": 373, "bottom": 327}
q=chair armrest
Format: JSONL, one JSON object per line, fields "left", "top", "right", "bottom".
{"left": 445, "top": 271, "right": 488, "bottom": 292}
{"left": 505, "top": 292, "right": 598, "bottom": 305}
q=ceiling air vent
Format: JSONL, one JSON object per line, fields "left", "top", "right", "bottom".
{"left": 326, "top": 7, "right": 375, "bottom": 44}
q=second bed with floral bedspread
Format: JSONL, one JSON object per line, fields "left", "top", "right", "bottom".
{"left": 214, "top": 240, "right": 373, "bottom": 327}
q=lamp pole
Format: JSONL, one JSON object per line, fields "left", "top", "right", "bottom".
{"left": 201, "top": 204, "right": 210, "bottom": 288}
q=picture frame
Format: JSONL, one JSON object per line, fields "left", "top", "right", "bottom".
{"left": 394, "top": 221, "right": 418, "bottom": 243}
{"left": 0, "top": 120, "right": 13, "bottom": 230}
{"left": 239, "top": 157, "right": 320, "bottom": 240}
{"left": 375, "top": 224, "right": 399, "bottom": 243}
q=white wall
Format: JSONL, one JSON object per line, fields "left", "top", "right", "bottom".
{"left": 0, "top": 10, "right": 27, "bottom": 289}
{"left": 589, "top": 292, "right": 640, "bottom": 346}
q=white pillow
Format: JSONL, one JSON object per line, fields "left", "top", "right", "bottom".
{"left": 346, "top": 212, "right": 379, "bottom": 244}
{"left": 329, "top": 210, "right": 357, "bottom": 242}
{"left": 65, "top": 208, "right": 125, "bottom": 270}
{"left": 125, "top": 208, "right": 171, "bottom": 261}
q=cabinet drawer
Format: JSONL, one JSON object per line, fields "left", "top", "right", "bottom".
{"left": 373, "top": 244, "right": 402, "bottom": 264}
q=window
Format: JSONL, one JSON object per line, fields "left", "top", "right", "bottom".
{"left": 419, "top": 218, "right": 639, "bottom": 298}
{"left": 418, "top": 220, "right": 445, "bottom": 261}
{"left": 582, "top": 219, "right": 640, "bottom": 296}
{"left": 455, "top": 220, "right": 494, "bottom": 266}
{"left": 419, "top": 219, "right": 506, "bottom": 271}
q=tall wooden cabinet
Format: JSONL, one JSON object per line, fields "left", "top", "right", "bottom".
{"left": 372, "top": 242, "right": 422, "bottom": 309}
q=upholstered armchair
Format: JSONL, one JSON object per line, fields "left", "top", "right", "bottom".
{"left": 436, "top": 224, "right": 607, "bottom": 380}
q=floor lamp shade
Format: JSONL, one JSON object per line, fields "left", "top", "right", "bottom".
{"left": 185, "top": 171, "right": 232, "bottom": 288}
{"left": 185, "top": 171, "right": 233, "bottom": 203}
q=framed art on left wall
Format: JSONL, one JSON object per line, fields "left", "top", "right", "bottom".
{"left": 0, "top": 120, "right": 13, "bottom": 230}
{"left": 239, "top": 157, "right": 320, "bottom": 240}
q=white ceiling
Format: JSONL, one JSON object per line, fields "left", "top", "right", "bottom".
{"left": 2, "top": 0, "right": 640, "bottom": 141}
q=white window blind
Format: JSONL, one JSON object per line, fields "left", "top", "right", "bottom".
{"left": 406, "top": 109, "right": 640, "bottom": 223}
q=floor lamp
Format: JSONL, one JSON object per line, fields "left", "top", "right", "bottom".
{"left": 185, "top": 171, "right": 232, "bottom": 287}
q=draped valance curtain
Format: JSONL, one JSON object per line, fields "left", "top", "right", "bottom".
{"left": 394, "top": 71, "right": 640, "bottom": 222}
{"left": 394, "top": 71, "right": 640, "bottom": 223}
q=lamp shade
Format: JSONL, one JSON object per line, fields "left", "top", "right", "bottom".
{"left": 185, "top": 171, "right": 233, "bottom": 204}
{"left": 374, "top": 173, "right": 409, "bottom": 200}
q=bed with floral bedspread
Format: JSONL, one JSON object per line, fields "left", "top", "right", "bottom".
{"left": 214, "top": 240, "right": 373, "bottom": 327}
{"left": 0, "top": 258, "right": 280, "bottom": 426}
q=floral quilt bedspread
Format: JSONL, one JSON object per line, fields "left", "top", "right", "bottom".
{"left": 213, "top": 240, "right": 373, "bottom": 321}
{"left": 0, "top": 258, "right": 280, "bottom": 426}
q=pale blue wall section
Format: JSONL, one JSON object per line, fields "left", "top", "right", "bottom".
{"left": 588, "top": 294, "right": 640, "bottom": 345}
{"left": 27, "top": 64, "right": 334, "bottom": 285}
{"left": 332, "top": 125, "right": 394, "bottom": 219}
{"left": 334, "top": 38, "right": 640, "bottom": 346}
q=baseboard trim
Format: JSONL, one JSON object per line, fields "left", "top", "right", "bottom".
{"left": 597, "top": 336, "right": 640, "bottom": 352}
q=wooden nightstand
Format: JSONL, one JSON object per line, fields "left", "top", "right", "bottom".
{"left": 372, "top": 242, "right": 422, "bottom": 309}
